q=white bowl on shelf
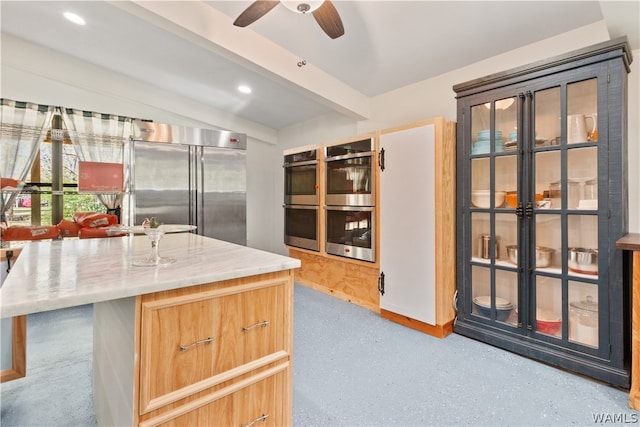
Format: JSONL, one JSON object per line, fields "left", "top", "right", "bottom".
{"left": 471, "top": 190, "right": 505, "bottom": 208}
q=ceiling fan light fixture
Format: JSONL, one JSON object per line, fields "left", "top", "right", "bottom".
{"left": 282, "top": 0, "right": 324, "bottom": 14}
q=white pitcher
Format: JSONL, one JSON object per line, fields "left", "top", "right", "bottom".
{"left": 568, "top": 114, "right": 596, "bottom": 144}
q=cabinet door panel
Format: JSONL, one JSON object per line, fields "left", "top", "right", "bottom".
{"left": 139, "top": 282, "right": 287, "bottom": 412}
{"left": 144, "top": 369, "right": 288, "bottom": 427}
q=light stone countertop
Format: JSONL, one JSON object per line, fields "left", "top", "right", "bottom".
{"left": 0, "top": 233, "right": 300, "bottom": 318}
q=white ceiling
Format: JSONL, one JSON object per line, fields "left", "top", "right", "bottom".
{"left": 1, "top": 1, "right": 638, "bottom": 130}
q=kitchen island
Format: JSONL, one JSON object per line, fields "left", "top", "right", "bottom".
{"left": 0, "top": 233, "right": 300, "bottom": 426}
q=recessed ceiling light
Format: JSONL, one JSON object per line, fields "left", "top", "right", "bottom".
{"left": 63, "top": 12, "right": 86, "bottom": 26}
{"left": 238, "top": 85, "right": 252, "bottom": 94}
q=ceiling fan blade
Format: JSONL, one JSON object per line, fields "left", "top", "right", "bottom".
{"left": 233, "top": 1, "right": 280, "bottom": 27}
{"left": 312, "top": 0, "right": 344, "bottom": 39}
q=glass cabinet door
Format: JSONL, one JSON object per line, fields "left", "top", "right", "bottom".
{"left": 531, "top": 73, "right": 601, "bottom": 351}
{"left": 466, "top": 72, "right": 605, "bottom": 348}
{"left": 469, "top": 95, "right": 519, "bottom": 327}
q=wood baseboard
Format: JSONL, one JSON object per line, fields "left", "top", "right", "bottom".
{"left": 380, "top": 309, "right": 453, "bottom": 339}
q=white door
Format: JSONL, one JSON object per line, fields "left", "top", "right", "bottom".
{"left": 379, "top": 124, "right": 436, "bottom": 325}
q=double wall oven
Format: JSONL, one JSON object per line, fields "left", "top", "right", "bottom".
{"left": 324, "top": 138, "right": 375, "bottom": 262}
{"left": 283, "top": 148, "right": 319, "bottom": 251}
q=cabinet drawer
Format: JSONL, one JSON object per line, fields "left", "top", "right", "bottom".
{"left": 139, "top": 280, "right": 288, "bottom": 413}
{"left": 140, "top": 365, "right": 288, "bottom": 427}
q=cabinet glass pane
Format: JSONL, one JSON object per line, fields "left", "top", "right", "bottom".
{"left": 534, "top": 87, "right": 561, "bottom": 147}
{"left": 567, "top": 147, "right": 598, "bottom": 210}
{"left": 534, "top": 150, "right": 560, "bottom": 209}
{"left": 568, "top": 281, "right": 599, "bottom": 348}
{"left": 496, "top": 97, "right": 517, "bottom": 153}
{"left": 471, "top": 212, "right": 491, "bottom": 262}
{"left": 471, "top": 158, "right": 496, "bottom": 209}
{"left": 471, "top": 265, "right": 490, "bottom": 316}
{"left": 496, "top": 269, "right": 518, "bottom": 326}
{"left": 535, "top": 214, "right": 561, "bottom": 272}
{"left": 471, "top": 104, "right": 491, "bottom": 155}
{"left": 535, "top": 276, "right": 562, "bottom": 338}
{"left": 567, "top": 79, "right": 598, "bottom": 144}
{"left": 568, "top": 215, "right": 598, "bottom": 277}
{"left": 496, "top": 213, "right": 517, "bottom": 267}
{"left": 496, "top": 156, "right": 517, "bottom": 209}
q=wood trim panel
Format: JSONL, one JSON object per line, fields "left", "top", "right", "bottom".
{"left": 433, "top": 118, "right": 457, "bottom": 326}
{"left": 0, "top": 315, "right": 26, "bottom": 383}
{"left": 289, "top": 247, "right": 380, "bottom": 312}
{"left": 380, "top": 309, "right": 454, "bottom": 338}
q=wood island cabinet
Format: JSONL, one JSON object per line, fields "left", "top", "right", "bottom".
{"left": 453, "top": 38, "right": 633, "bottom": 387}
{"left": 93, "top": 269, "right": 294, "bottom": 426}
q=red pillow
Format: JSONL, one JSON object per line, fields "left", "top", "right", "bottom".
{"left": 73, "top": 212, "right": 118, "bottom": 228}
{"left": 57, "top": 219, "right": 82, "bottom": 238}
{"left": 1, "top": 225, "right": 60, "bottom": 241}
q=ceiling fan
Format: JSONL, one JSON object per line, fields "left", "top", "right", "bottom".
{"left": 233, "top": 1, "right": 345, "bottom": 39}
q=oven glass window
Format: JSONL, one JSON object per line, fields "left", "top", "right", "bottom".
{"left": 326, "top": 209, "right": 372, "bottom": 249}
{"left": 285, "top": 165, "right": 317, "bottom": 196}
{"left": 285, "top": 207, "right": 317, "bottom": 241}
{"left": 326, "top": 157, "right": 372, "bottom": 196}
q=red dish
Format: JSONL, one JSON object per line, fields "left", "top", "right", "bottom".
{"left": 537, "top": 319, "right": 561, "bottom": 335}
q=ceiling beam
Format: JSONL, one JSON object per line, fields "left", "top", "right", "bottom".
{"left": 110, "top": 0, "right": 371, "bottom": 122}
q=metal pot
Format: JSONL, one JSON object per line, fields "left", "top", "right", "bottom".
{"left": 505, "top": 245, "right": 554, "bottom": 267}
{"left": 568, "top": 247, "right": 598, "bottom": 275}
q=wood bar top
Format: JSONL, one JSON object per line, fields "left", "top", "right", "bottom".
{"left": 616, "top": 233, "right": 640, "bottom": 251}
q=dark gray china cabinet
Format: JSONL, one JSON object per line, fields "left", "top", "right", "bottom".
{"left": 453, "top": 37, "right": 633, "bottom": 387}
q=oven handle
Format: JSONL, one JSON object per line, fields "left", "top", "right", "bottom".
{"left": 284, "top": 204, "right": 319, "bottom": 210}
{"left": 283, "top": 159, "right": 318, "bottom": 167}
{"left": 324, "top": 205, "right": 374, "bottom": 212}
{"left": 324, "top": 151, "right": 374, "bottom": 162}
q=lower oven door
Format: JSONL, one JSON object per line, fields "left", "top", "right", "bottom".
{"left": 325, "top": 206, "right": 374, "bottom": 262}
{"left": 284, "top": 205, "right": 319, "bottom": 251}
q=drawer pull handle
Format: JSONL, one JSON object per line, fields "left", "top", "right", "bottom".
{"left": 179, "top": 337, "right": 215, "bottom": 352}
{"left": 242, "top": 320, "right": 270, "bottom": 332}
{"left": 242, "top": 413, "right": 269, "bottom": 427}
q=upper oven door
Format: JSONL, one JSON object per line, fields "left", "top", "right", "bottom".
{"left": 284, "top": 150, "right": 318, "bottom": 205}
{"left": 324, "top": 138, "right": 374, "bottom": 206}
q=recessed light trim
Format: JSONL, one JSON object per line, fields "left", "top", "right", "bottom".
{"left": 63, "top": 12, "right": 86, "bottom": 26}
{"left": 238, "top": 85, "right": 252, "bottom": 94}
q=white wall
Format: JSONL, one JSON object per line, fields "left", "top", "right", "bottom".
{"left": 1, "top": 22, "right": 638, "bottom": 256}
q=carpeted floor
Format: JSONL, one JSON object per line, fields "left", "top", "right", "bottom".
{"left": 0, "top": 284, "right": 635, "bottom": 426}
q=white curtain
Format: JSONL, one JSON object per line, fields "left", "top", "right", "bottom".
{"left": 61, "top": 108, "right": 132, "bottom": 216}
{"left": 0, "top": 99, "right": 55, "bottom": 224}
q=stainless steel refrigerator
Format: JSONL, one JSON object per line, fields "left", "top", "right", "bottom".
{"left": 129, "top": 121, "right": 247, "bottom": 245}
